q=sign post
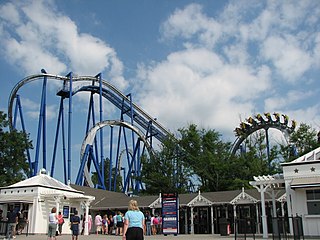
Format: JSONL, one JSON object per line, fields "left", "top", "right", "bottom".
{"left": 162, "top": 192, "right": 179, "bottom": 236}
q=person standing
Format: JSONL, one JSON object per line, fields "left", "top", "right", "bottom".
{"left": 144, "top": 211, "right": 151, "bottom": 236}
{"left": 94, "top": 212, "right": 102, "bottom": 235}
{"left": 57, "top": 211, "right": 64, "bottom": 235}
{"left": 122, "top": 200, "right": 145, "bottom": 240}
{"left": 108, "top": 214, "right": 114, "bottom": 234}
{"left": 47, "top": 207, "right": 58, "bottom": 240}
{"left": 112, "top": 213, "right": 117, "bottom": 234}
{"left": 70, "top": 210, "right": 80, "bottom": 240}
{"left": 102, "top": 214, "right": 108, "bottom": 234}
{"left": 5, "top": 205, "right": 18, "bottom": 240}
{"left": 116, "top": 211, "right": 123, "bottom": 235}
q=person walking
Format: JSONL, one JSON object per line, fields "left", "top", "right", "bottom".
{"left": 122, "top": 200, "right": 145, "bottom": 240}
{"left": 47, "top": 207, "right": 58, "bottom": 240}
{"left": 70, "top": 210, "right": 80, "bottom": 240}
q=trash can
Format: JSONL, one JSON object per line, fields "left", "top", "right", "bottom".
{"left": 219, "top": 218, "right": 230, "bottom": 236}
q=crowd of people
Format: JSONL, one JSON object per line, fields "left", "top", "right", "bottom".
{"left": 43, "top": 200, "right": 163, "bottom": 239}
{"left": 92, "top": 210, "right": 162, "bottom": 237}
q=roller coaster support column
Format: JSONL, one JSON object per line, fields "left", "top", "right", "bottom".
{"left": 51, "top": 97, "right": 68, "bottom": 183}
{"left": 76, "top": 144, "right": 91, "bottom": 185}
{"left": 109, "top": 126, "right": 113, "bottom": 190}
{"left": 127, "top": 94, "right": 137, "bottom": 177}
{"left": 113, "top": 125, "right": 122, "bottom": 191}
{"left": 66, "top": 72, "right": 73, "bottom": 183}
{"left": 34, "top": 69, "right": 48, "bottom": 176}
{"left": 13, "top": 94, "right": 32, "bottom": 174}
{"left": 265, "top": 128, "right": 271, "bottom": 171}
{"left": 97, "top": 73, "right": 105, "bottom": 189}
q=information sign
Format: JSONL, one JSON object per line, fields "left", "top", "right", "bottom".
{"left": 162, "top": 192, "right": 178, "bottom": 235}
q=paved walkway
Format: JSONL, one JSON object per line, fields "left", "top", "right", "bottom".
{"left": 1, "top": 234, "right": 247, "bottom": 240}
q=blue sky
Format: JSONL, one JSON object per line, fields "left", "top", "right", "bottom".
{"left": 1, "top": 0, "right": 320, "bottom": 182}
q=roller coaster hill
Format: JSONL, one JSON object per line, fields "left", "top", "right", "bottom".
{"left": 8, "top": 70, "right": 172, "bottom": 194}
{"left": 8, "top": 71, "right": 297, "bottom": 194}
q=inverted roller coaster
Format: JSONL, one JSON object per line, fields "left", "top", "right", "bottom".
{"left": 231, "top": 112, "right": 296, "bottom": 168}
{"left": 8, "top": 70, "right": 171, "bottom": 193}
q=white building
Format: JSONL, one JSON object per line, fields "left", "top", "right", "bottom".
{"left": 282, "top": 147, "right": 320, "bottom": 237}
{"left": 0, "top": 169, "right": 94, "bottom": 235}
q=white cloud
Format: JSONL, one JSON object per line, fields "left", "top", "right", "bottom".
{"left": 23, "top": 98, "right": 57, "bottom": 121}
{"left": 265, "top": 90, "right": 315, "bottom": 110}
{"left": 161, "top": 3, "right": 221, "bottom": 49}
{"left": 0, "top": 0, "right": 126, "bottom": 90}
{"left": 261, "top": 35, "right": 312, "bottom": 82}
{"left": 135, "top": 0, "right": 320, "bottom": 139}
{"left": 135, "top": 47, "right": 271, "bottom": 138}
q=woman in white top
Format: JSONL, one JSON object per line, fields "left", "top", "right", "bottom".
{"left": 48, "top": 207, "right": 57, "bottom": 240}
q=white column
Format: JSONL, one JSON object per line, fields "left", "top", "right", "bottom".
{"left": 190, "top": 207, "right": 194, "bottom": 234}
{"left": 271, "top": 189, "right": 279, "bottom": 236}
{"left": 84, "top": 201, "right": 90, "bottom": 235}
{"left": 54, "top": 196, "right": 61, "bottom": 213}
{"left": 260, "top": 185, "right": 268, "bottom": 239}
{"left": 30, "top": 196, "right": 38, "bottom": 234}
{"left": 255, "top": 203, "right": 260, "bottom": 234}
{"left": 285, "top": 180, "right": 293, "bottom": 235}
{"left": 233, "top": 204, "right": 237, "bottom": 235}
{"left": 281, "top": 202, "right": 285, "bottom": 217}
{"left": 225, "top": 206, "right": 228, "bottom": 219}
{"left": 211, "top": 206, "right": 215, "bottom": 234}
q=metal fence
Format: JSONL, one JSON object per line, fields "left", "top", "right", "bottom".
{"left": 234, "top": 216, "right": 304, "bottom": 240}
{"left": 272, "top": 216, "right": 304, "bottom": 240}
{"left": 234, "top": 218, "right": 256, "bottom": 240}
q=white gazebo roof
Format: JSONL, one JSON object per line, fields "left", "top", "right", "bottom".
{"left": 0, "top": 169, "right": 94, "bottom": 203}
{"left": 1, "top": 169, "right": 82, "bottom": 194}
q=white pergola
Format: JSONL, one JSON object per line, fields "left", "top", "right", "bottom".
{"left": 249, "top": 174, "right": 285, "bottom": 239}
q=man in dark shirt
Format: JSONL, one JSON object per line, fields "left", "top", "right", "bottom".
{"left": 5, "top": 206, "right": 18, "bottom": 240}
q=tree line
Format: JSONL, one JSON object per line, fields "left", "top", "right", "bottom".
{"left": 0, "top": 110, "right": 319, "bottom": 195}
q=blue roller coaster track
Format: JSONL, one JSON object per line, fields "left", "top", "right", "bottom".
{"left": 8, "top": 70, "right": 171, "bottom": 193}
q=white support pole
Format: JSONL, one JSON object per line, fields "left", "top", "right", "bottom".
{"left": 84, "top": 201, "right": 89, "bottom": 235}
{"left": 54, "top": 196, "right": 60, "bottom": 214}
{"left": 190, "top": 207, "right": 194, "bottom": 234}
{"left": 260, "top": 185, "right": 268, "bottom": 239}
{"left": 255, "top": 203, "right": 260, "bottom": 234}
{"left": 211, "top": 206, "right": 215, "bottom": 234}
{"left": 285, "top": 180, "right": 294, "bottom": 235}
{"left": 233, "top": 204, "right": 237, "bottom": 235}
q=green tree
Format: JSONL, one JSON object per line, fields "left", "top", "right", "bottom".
{"left": 178, "top": 124, "right": 232, "bottom": 192}
{"left": 280, "top": 122, "right": 319, "bottom": 162}
{"left": 0, "top": 111, "right": 32, "bottom": 186}
{"left": 140, "top": 134, "right": 192, "bottom": 195}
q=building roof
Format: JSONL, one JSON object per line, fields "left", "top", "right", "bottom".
{"left": 282, "top": 147, "right": 320, "bottom": 165}
{"left": 71, "top": 184, "right": 285, "bottom": 210}
{"left": 1, "top": 169, "right": 82, "bottom": 194}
